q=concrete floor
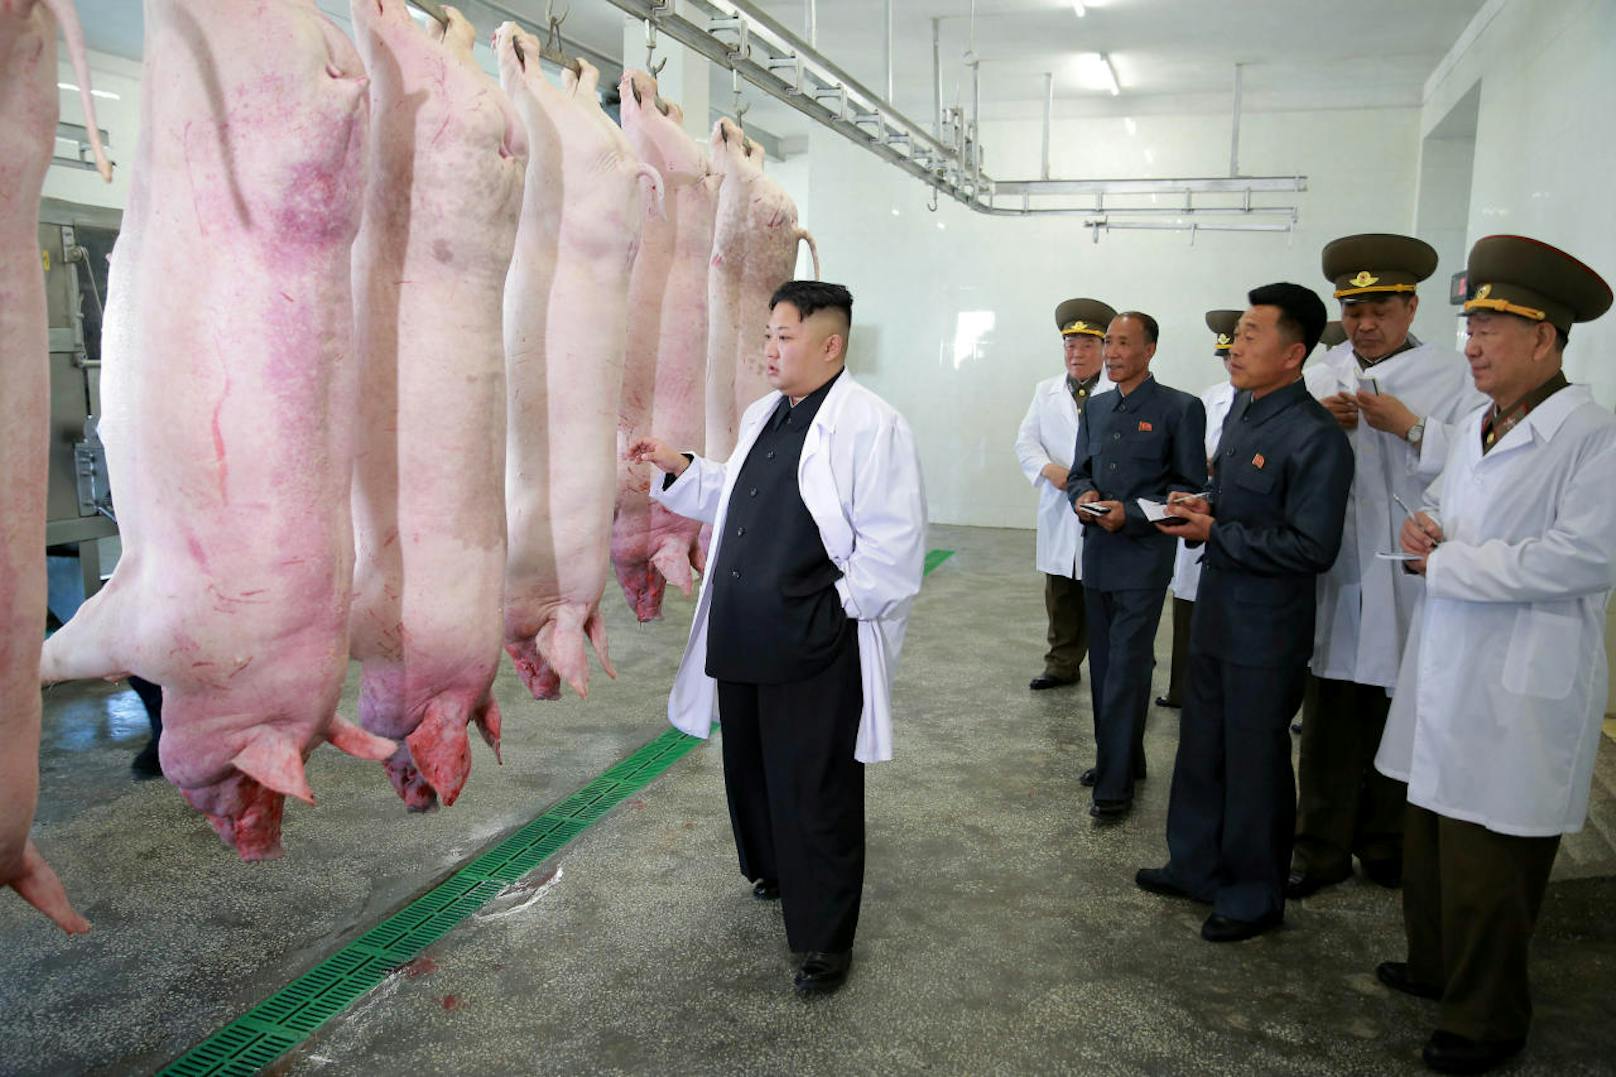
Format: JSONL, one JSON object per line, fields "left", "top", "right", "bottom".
{"left": 5, "top": 523, "right": 1615, "bottom": 1076}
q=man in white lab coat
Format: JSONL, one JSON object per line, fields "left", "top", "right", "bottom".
{"left": 1290, "top": 234, "right": 1486, "bottom": 900}
{"left": 1160, "top": 310, "right": 1240, "bottom": 709}
{"left": 1380, "top": 235, "right": 1616, "bottom": 1075}
{"left": 1014, "top": 297, "right": 1115, "bottom": 690}
{"left": 629, "top": 281, "right": 926, "bottom": 998}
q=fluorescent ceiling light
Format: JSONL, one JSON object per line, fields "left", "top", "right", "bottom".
{"left": 1070, "top": 53, "right": 1122, "bottom": 96}
{"left": 1072, "top": 2, "right": 1086, "bottom": 16}
{"left": 59, "top": 82, "right": 121, "bottom": 101}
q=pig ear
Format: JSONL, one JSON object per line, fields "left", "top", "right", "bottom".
{"left": 326, "top": 716, "right": 398, "bottom": 762}
{"left": 231, "top": 730, "right": 315, "bottom": 806}
{"left": 404, "top": 701, "right": 473, "bottom": 807}
{"left": 474, "top": 697, "right": 503, "bottom": 765}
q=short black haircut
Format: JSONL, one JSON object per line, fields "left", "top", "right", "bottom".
{"left": 1248, "top": 282, "right": 1327, "bottom": 355}
{"left": 1114, "top": 310, "right": 1159, "bottom": 344}
{"left": 770, "top": 280, "right": 853, "bottom": 325}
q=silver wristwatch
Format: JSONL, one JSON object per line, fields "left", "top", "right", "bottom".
{"left": 1406, "top": 418, "right": 1426, "bottom": 447}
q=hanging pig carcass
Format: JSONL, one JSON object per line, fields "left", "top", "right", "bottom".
{"left": 703, "top": 117, "right": 819, "bottom": 463}
{"left": 611, "top": 70, "right": 721, "bottom": 622}
{"left": 39, "top": 0, "right": 393, "bottom": 860}
{"left": 347, "top": 0, "right": 526, "bottom": 810}
{"left": 498, "top": 25, "right": 660, "bottom": 699}
{"left": 2, "top": 0, "right": 109, "bottom": 931}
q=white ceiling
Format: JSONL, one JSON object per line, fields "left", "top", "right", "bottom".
{"left": 71, "top": 0, "right": 1485, "bottom": 139}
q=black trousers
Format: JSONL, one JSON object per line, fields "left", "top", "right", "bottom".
{"left": 1165, "top": 654, "right": 1306, "bottom": 921}
{"left": 1403, "top": 804, "right": 1561, "bottom": 1042}
{"left": 1294, "top": 674, "right": 1406, "bottom": 876}
{"left": 1042, "top": 573, "right": 1088, "bottom": 680}
{"left": 717, "top": 633, "right": 864, "bottom": 954}
{"left": 1084, "top": 586, "right": 1164, "bottom": 803}
{"left": 1162, "top": 596, "right": 1194, "bottom": 707}
{"left": 128, "top": 675, "right": 163, "bottom": 736}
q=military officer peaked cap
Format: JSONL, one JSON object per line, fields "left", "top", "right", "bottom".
{"left": 1205, "top": 309, "right": 1241, "bottom": 355}
{"left": 1463, "top": 234, "right": 1613, "bottom": 334}
{"left": 1320, "top": 320, "right": 1347, "bottom": 348}
{"left": 1055, "top": 297, "right": 1117, "bottom": 338}
{"left": 1322, "top": 233, "right": 1439, "bottom": 301}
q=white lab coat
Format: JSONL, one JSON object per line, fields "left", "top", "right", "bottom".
{"left": 1304, "top": 339, "right": 1487, "bottom": 688}
{"left": 1013, "top": 372, "right": 1112, "bottom": 577}
{"left": 1169, "top": 379, "right": 1237, "bottom": 600}
{"left": 651, "top": 372, "right": 927, "bottom": 764}
{"left": 1377, "top": 386, "right": 1616, "bottom": 836}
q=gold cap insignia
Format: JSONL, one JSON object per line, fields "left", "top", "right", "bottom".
{"left": 1475, "top": 283, "right": 1492, "bottom": 300}
{"left": 1349, "top": 271, "right": 1380, "bottom": 288}
{"left": 1216, "top": 333, "right": 1232, "bottom": 347}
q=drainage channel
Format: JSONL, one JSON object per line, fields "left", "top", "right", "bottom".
{"left": 159, "top": 549, "right": 956, "bottom": 1076}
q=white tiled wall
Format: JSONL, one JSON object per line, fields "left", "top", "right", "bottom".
{"left": 1420, "top": 0, "right": 1616, "bottom": 408}
{"left": 800, "top": 107, "right": 1425, "bottom": 528}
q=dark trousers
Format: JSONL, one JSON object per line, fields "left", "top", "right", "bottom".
{"left": 1165, "top": 654, "right": 1306, "bottom": 921}
{"left": 1162, "top": 597, "right": 1193, "bottom": 706}
{"left": 1042, "top": 573, "right": 1088, "bottom": 679}
{"left": 1294, "top": 674, "right": 1406, "bottom": 876}
{"left": 1084, "top": 586, "right": 1163, "bottom": 803}
{"left": 1403, "top": 804, "right": 1561, "bottom": 1042}
{"left": 128, "top": 675, "right": 164, "bottom": 736}
{"left": 717, "top": 634, "right": 864, "bottom": 954}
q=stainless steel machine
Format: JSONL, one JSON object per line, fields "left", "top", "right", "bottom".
{"left": 40, "top": 197, "right": 121, "bottom": 624}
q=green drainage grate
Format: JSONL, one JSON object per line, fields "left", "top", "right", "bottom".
{"left": 160, "top": 548, "right": 956, "bottom": 1076}
{"left": 158, "top": 727, "right": 702, "bottom": 1077}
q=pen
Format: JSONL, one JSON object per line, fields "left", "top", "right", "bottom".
{"left": 1167, "top": 489, "right": 1213, "bottom": 505}
{"left": 1392, "top": 493, "right": 1440, "bottom": 547}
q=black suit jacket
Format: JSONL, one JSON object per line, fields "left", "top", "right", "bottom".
{"left": 1190, "top": 379, "right": 1354, "bottom": 667}
{"left": 1067, "top": 375, "right": 1208, "bottom": 591}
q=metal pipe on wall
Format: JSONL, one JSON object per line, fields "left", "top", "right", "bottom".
{"left": 805, "top": 0, "right": 817, "bottom": 47}
{"left": 1041, "top": 72, "right": 1053, "bottom": 181}
{"left": 970, "top": 59, "right": 981, "bottom": 200}
{"left": 883, "top": 0, "right": 894, "bottom": 104}
{"left": 931, "top": 17, "right": 942, "bottom": 141}
{"left": 1229, "top": 62, "right": 1244, "bottom": 178}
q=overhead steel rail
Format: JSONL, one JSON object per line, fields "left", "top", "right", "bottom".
{"left": 582, "top": 0, "right": 1303, "bottom": 226}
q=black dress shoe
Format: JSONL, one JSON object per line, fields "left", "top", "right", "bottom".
{"left": 1079, "top": 761, "right": 1146, "bottom": 788}
{"left": 1285, "top": 867, "right": 1352, "bottom": 899}
{"left": 1029, "top": 673, "right": 1078, "bottom": 690}
{"left": 752, "top": 879, "right": 780, "bottom": 900}
{"left": 1201, "top": 911, "right": 1282, "bottom": 942}
{"left": 1361, "top": 858, "right": 1403, "bottom": 889}
{"left": 1154, "top": 695, "right": 1181, "bottom": 709}
{"left": 1089, "top": 798, "right": 1131, "bottom": 820}
{"left": 1376, "top": 961, "right": 1440, "bottom": 1001}
{"left": 793, "top": 950, "right": 851, "bottom": 996}
{"left": 1134, "top": 866, "right": 1207, "bottom": 903}
{"left": 1421, "top": 1030, "right": 1525, "bottom": 1074}
{"left": 130, "top": 741, "right": 163, "bottom": 781}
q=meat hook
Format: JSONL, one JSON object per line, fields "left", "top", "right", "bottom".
{"left": 406, "top": 0, "right": 449, "bottom": 29}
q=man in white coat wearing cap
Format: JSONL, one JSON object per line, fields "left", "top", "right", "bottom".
{"left": 630, "top": 280, "right": 926, "bottom": 999}
{"left": 1291, "top": 234, "right": 1487, "bottom": 900}
{"left": 1379, "top": 235, "right": 1616, "bottom": 1075}
{"left": 1014, "top": 297, "right": 1115, "bottom": 690}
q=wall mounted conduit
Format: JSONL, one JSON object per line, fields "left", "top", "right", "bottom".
{"left": 515, "top": 0, "right": 1307, "bottom": 230}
